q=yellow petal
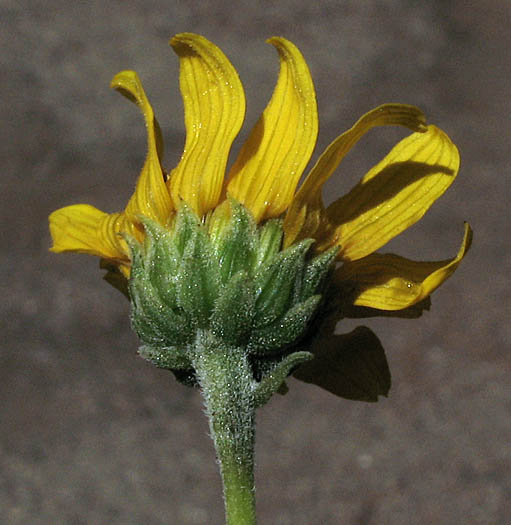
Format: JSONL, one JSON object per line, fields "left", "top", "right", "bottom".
{"left": 283, "top": 104, "right": 427, "bottom": 247}
{"left": 335, "top": 223, "right": 472, "bottom": 310}
{"left": 226, "top": 37, "right": 318, "bottom": 222}
{"left": 49, "top": 204, "right": 130, "bottom": 262}
{"left": 110, "top": 70, "right": 173, "bottom": 227}
{"left": 168, "top": 33, "right": 246, "bottom": 216}
{"left": 322, "top": 125, "right": 460, "bottom": 261}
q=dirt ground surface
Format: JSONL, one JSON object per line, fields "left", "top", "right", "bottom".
{"left": 2, "top": 1, "right": 510, "bottom": 523}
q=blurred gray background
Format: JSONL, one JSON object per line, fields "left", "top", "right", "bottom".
{"left": 1, "top": 1, "right": 509, "bottom": 523}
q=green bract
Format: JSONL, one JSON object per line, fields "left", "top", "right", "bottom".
{"left": 127, "top": 201, "right": 337, "bottom": 398}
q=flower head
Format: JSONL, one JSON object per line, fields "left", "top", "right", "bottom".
{"left": 47, "top": 35, "right": 473, "bottom": 520}
{"left": 49, "top": 32, "right": 470, "bottom": 313}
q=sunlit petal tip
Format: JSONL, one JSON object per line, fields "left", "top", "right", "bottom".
{"left": 460, "top": 221, "right": 473, "bottom": 252}
{"left": 227, "top": 36, "right": 318, "bottom": 222}
{"left": 265, "top": 36, "right": 283, "bottom": 45}
{"left": 371, "top": 103, "right": 428, "bottom": 132}
{"left": 168, "top": 33, "right": 246, "bottom": 217}
{"left": 169, "top": 32, "right": 207, "bottom": 49}
{"left": 110, "top": 70, "right": 144, "bottom": 102}
{"left": 265, "top": 36, "right": 298, "bottom": 54}
{"left": 169, "top": 33, "right": 216, "bottom": 63}
{"left": 336, "top": 222, "right": 472, "bottom": 311}
{"left": 428, "top": 124, "right": 460, "bottom": 171}
{"left": 110, "top": 70, "right": 164, "bottom": 162}
{"left": 110, "top": 70, "right": 173, "bottom": 228}
{"left": 409, "top": 221, "right": 473, "bottom": 305}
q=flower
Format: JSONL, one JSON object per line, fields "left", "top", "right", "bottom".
{"left": 49, "top": 32, "right": 471, "bottom": 312}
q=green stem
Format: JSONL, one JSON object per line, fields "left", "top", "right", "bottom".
{"left": 191, "top": 330, "right": 257, "bottom": 525}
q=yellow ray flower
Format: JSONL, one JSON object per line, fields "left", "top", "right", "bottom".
{"left": 168, "top": 33, "right": 246, "bottom": 216}
{"left": 335, "top": 222, "right": 472, "bottom": 310}
{"left": 49, "top": 69, "right": 173, "bottom": 275}
{"left": 226, "top": 37, "right": 318, "bottom": 222}
{"left": 49, "top": 32, "right": 470, "bottom": 310}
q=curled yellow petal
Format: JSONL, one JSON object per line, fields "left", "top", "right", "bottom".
{"left": 110, "top": 70, "right": 173, "bottom": 227}
{"left": 335, "top": 223, "right": 472, "bottom": 310}
{"left": 283, "top": 104, "right": 427, "bottom": 247}
{"left": 322, "top": 125, "right": 460, "bottom": 261}
{"left": 226, "top": 37, "right": 318, "bottom": 222}
{"left": 168, "top": 33, "right": 246, "bottom": 216}
{"left": 49, "top": 204, "right": 129, "bottom": 262}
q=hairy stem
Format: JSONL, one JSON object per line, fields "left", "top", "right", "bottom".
{"left": 192, "top": 330, "right": 257, "bottom": 525}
